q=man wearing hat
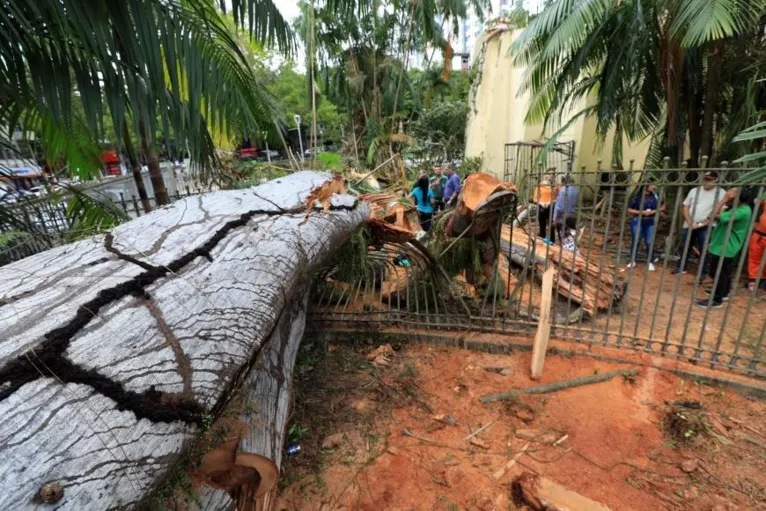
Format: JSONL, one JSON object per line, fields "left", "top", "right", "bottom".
{"left": 672, "top": 170, "right": 726, "bottom": 276}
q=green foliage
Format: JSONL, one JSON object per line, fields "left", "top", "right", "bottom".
{"left": 301, "top": 0, "right": 485, "bottom": 166}
{"left": 512, "top": 0, "right": 766, "bottom": 167}
{"left": 228, "top": 161, "right": 291, "bottom": 189}
{"left": 315, "top": 152, "right": 345, "bottom": 172}
{"left": 734, "top": 119, "right": 766, "bottom": 183}
{"left": 1, "top": 0, "right": 294, "bottom": 185}
{"left": 458, "top": 155, "right": 483, "bottom": 176}
{"left": 409, "top": 101, "right": 469, "bottom": 161}
{"left": 0, "top": 231, "right": 30, "bottom": 247}
{"left": 64, "top": 187, "right": 130, "bottom": 240}
{"left": 328, "top": 227, "right": 371, "bottom": 283}
{"left": 263, "top": 61, "right": 343, "bottom": 142}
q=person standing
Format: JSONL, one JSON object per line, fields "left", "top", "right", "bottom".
{"left": 410, "top": 175, "right": 436, "bottom": 231}
{"left": 553, "top": 174, "right": 578, "bottom": 243}
{"left": 533, "top": 173, "right": 556, "bottom": 241}
{"left": 747, "top": 197, "right": 766, "bottom": 290}
{"left": 698, "top": 187, "right": 753, "bottom": 308}
{"left": 429, "top": 165, "right": 448, "bottom": 211}
{"left": 627, "top": 183, "right": 662, "bottom": 271}
{"left": 442, "top": 165, "right": 461, "bottom": 208}
{"left": 672, "top": 171, "right": 726, "bottom": 275}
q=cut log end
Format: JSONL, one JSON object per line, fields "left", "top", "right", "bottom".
{"left": 235, "top": 453, "right": 279, "bottom": 498}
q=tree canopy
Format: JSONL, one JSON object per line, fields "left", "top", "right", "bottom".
{"left": 512, "top": 0, "right": 766, "bottom": 168}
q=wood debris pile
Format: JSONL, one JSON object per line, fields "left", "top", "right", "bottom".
{"left": 501, "top": 225, "right": 627, "bottom": 316}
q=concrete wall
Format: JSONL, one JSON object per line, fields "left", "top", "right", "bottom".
{"left": 464, "top": 28, "right": 651, "bottom": 195}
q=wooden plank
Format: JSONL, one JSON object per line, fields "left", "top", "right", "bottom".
{"left": 0, "top": 171, "right": 368, "bottom": 510}
{"left": 512, "top": 472, "right": 612, "bottom": 511}
{"left": 530, "top": 268, "right": 555, "bottom": 380}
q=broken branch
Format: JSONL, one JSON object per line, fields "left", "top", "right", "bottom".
{"left": 480, "top": 369, "right": 640, "bottom": 403}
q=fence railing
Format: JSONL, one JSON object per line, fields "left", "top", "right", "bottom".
{"left": 0, "top": 189, "right": 199, "bottom": 266}
{"left": 308, "top": 166, "right": 766, "bottom": 379}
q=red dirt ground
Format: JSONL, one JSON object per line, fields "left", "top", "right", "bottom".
{"left": 277, "top": 343, "right": 765, "bottom": 511}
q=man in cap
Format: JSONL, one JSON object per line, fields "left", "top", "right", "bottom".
{"left": 672, "top": 170, "right": 726, "bottom": 276}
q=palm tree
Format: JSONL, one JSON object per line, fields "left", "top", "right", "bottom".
{"left": 511, "top": 0, "right": 766, "bottom": 167}
{"left": 0, "top": 0, "right": 293, "bottom": 208}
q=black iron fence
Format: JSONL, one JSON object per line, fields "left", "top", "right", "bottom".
{"left": 309, "top": 164, "right": 765, "bottom": 380}
{"left": 0, "top": 189, "right": 198, "bottom": 266}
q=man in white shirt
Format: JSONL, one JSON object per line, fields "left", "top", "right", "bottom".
{"left": 672, "top": 171, "right": 726, "bottom": 275}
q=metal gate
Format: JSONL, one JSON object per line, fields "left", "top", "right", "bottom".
{"left": 503, "top": 140, "right": 575, "bottom": 184}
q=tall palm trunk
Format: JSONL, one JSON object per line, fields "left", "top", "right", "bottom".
{"left": 139, "top": 120, "right": 169, "bottom": 206}
{"left": 700, "top": 43, "right": 723, "bottom": 163}
{"left": 123, "top": 122, "right": 152, "bottom": 213}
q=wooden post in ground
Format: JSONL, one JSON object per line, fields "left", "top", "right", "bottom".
{"left": 530, "top": 267, "right": 555, "bottom": 380}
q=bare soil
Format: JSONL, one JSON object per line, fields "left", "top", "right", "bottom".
{"left": 277, "top": 342, "right": 765, "bottom": 510}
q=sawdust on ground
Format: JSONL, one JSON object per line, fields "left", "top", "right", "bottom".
{"left": 278, "top": 343, "right": 765, "bottom": 511}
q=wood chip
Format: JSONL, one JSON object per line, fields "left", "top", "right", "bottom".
{"left": 386, "top": 446, "right": 400, "bottom": 456}
{"left": 470, "top": 437, "right": 490, "bottom": 449}
{"left": 493, "top": 442, "right": 530, "bottom": 480}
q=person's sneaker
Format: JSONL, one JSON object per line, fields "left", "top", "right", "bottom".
{"left": 627, "top": 261, "right": 636, "bottom": 269}
{"left": 696, "top": 299, "right": 722, "bottom": 309}
{"left": 748, "top": 281, "right": 756, "bottom": 292}
{"left": 648, "top": 263, "right": 656, "bottom": 272}
{"left": 671, "top": 268, "right": 680, "bottom": 275}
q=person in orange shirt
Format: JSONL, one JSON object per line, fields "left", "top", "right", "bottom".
{"left": 533, "top": 173, "right": 557, "bottom": 241}
{"left": 748, "top": 198, "right": 766, "bottom": 290}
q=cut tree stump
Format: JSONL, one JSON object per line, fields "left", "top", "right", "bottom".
{"left": 512, "top": 472, "right": 612, "bottom": 511}
{"left": 0, "top": 172, "right": 368, "bottom": 510}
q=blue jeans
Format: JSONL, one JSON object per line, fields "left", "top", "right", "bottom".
{"left": 630, "top": 218, "right": 655, "bottom": 263}
{"left": 675, "top": 226, "right": 710, "bottom": 274}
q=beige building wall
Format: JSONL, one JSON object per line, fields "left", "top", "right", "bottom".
{"left": 465, "top": 28, "right": 651, "bottom": 196}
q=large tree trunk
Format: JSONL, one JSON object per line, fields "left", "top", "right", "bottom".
{"left": 192, "top": 286, "right": 310, "bottom": 511}
{"left": 123, "top": 122, "right": 153, "bottom": 213}
{"left": 139, "top": 119, "right": 170, "bottom": 206}
{"left": 0, "top": 172, "right": 368, "bottom": 510}
{"left": 700, "top": 43, "right": 724, "bottom": 163}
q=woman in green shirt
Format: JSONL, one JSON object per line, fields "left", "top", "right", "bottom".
{"left": 698, "top": 188, "right": 753, "bottom": 308}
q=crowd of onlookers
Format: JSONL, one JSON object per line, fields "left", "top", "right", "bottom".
{"left": 407, "top": 164, "right": 765, "bottom": 310}
{"left": 408, "top": 164, "right": 461, "bottom": 232}
{"left": 531, "top": 170, "right": 766, "bottom": 310}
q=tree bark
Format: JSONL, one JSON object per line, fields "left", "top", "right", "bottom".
{"left": 123, "top": 121, "right": 153, "bottom": 213}
{"left": 700, "top": 43, "right": 724, "bottom": 164}
{"left": 0, "top": 172, "right": 368, "bottom": 510}
{"left": 139, "top": 119, "right": 170, "bottom": 206}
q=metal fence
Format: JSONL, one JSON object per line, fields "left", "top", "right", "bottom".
{"left": 503, "top": 141, "right": 575, "bottom": 183}
{"left": 0, "top": 189, "right": 198, "bottom": 266}
{"left": 309, "top": 164, "right": 765, "bottom": 379}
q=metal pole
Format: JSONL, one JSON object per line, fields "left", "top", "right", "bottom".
{"left": 298, "top": 126, "right": 304, "bottom": 165}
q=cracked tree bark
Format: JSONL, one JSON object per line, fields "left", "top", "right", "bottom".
{"left": 0, "top": 172, "right": 368, "bottom": 510}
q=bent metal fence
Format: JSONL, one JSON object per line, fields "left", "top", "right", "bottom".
{"left": 309, "top": 164, "right": 765, "bottom": 379}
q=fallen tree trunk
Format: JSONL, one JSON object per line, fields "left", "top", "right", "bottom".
{"left": 191, "top": 287, "right": 311, "bottom": 511}
{"left": 0, "top": 172, "right": 368, "bottom": 510}
{"left": 444, "top": 173, "right": 516, "bottom": 239}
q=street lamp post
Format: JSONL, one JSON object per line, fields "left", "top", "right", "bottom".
{"left": 294, "top": 114, "right": 304, "bottom": 166}
{"left": 262, "top": 131, "right": 271, "bottom": 164}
